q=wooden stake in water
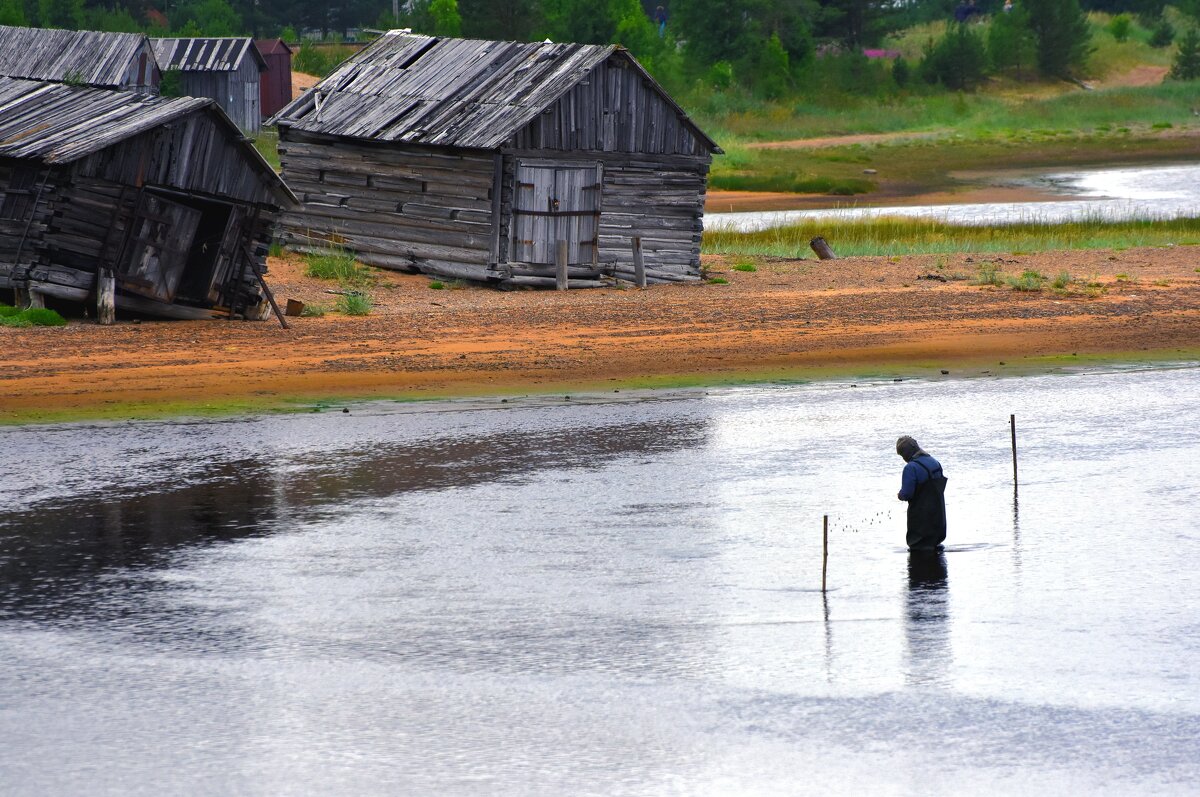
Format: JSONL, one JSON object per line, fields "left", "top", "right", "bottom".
{"left": 1010, "top": 414, "right": 1019, "bottom": 488}
{"left": 822, "top": 515, "right": 829, "bottom": 593}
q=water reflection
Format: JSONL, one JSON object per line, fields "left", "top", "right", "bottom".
{"left": 904, "top": 551, "right": 950, "bottom": 688}
{"left": 0, "top": 417, "right": 708, "bottom": 623}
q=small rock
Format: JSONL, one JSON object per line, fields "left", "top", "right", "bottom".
{"left": 342, "top": 408, "right": 349, "bottom": 413}
{"left": 863, "top": 168, "right": 877, "bottom": 175}
{"left": 999, "top": 361, "right": 1006, "bottom": 366}
{"left": 941, "top": 369, "right": 950, "bottom": 375}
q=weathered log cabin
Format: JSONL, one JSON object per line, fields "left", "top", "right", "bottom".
{"left": 269, "top": 31, "right": 721, "bottom": 287}
{"left": 0, "top": 25, "right": 159, "bottom": 93}
{"left": 0, "top": 77, "right": 296, "bottom": 320}
{"left": 151, "top": 37, "right": 265, "bottom": 132}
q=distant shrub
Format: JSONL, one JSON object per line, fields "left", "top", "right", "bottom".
{"left": 1107, "top": 14, "right": 1132, "bottom": 43}
{"left": 1168, "top": 27, "right": 1200, "bottom": 81}
{"left": 1149, "top": 19, "right": 1175, "bottom": 48}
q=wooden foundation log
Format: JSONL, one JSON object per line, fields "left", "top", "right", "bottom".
{"left": 507, "top": 275, "right": 607, "bottom": 289}
{"left": 632, "top": 236, "right": 646, "bottom": 288}
{"left": 555, "top": 240, "right": 569, "bottom": 291}
{"left": 96, "top": 268, "right": 115, "bottom": 325}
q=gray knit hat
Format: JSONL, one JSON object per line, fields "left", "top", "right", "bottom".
{"left": 896, "top": 435, "right": 922, "bottom": 461}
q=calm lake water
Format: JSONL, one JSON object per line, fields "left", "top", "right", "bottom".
{"left": 707, "top": 162, "right": 1200, "bottom": 231}
{"left": 2, "top": 367, "right": 1199, "bottom": 795}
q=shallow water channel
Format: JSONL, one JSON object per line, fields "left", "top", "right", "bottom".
{"left": 707, "top": 161, "right": 1200, "bottom": 231}
{"left": 2, "top": 367, "right": 1199, "bottom": 795}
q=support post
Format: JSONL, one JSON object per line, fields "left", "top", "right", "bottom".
{"left": 555, "top": 239, "right": 568, "bottom": 291}
{"left": 1010, "top": 414, "right": 1018, "bottom": 489}
{"left": 96, "top": 268, "right": 115, "bottom": 325}
{"left": 810, "top": 236, "right": 837, "bottom": 260}
{"left": 25, "top": 288, "right": 44, "bottom": 309}
{"left": 822, "top": 514, "right": 829, "bottom": 593}
{"left": 632, "top": 236, "right": 646, "bottom": 288}
{"left": 13, "top": 281, "right": 31, "bottom": 309}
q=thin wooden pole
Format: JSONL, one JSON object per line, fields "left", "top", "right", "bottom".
{"left": 822, "top": 514, "right": 829, "bottom": 593}
{"left": 555, "top": 239, "right": 568, "bottom": 291}
{"left": 96, "top": 268, "right": 115, "bottom": 325}
{"left": 632, "top": 236, "right": 646, "bottom": 288}
{"left": 1010, "top": 414, "right": 1018, "bottom": 488}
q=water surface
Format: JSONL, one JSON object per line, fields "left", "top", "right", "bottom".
{"left": 2, "top": 367, "right": 1199, "bottom": 795}
{"left": 708, "top": 162, "right": 1200, "bottom": 231}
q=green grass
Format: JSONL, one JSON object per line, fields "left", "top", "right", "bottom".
{"left": 0, "top": 305, "right": 67, "bottom": 327}
{"left": 253, "top": 128, "right": 280, "bottom": 172}
{"left": 703, "top": 216, "right": 1200, "bottom": 258}
{"left": 304, "top": 248, "right": 375, "bottom": 288}
{"left": 1007, "top": 270, "right": 1047, "bottom": 291}
{"left": 732, "top": 262, "right": 758, "bottom": 272}
{"left": 299, "top": 303, "right": 327, "bottom": 317}
{"left": 707, "top": 277, "right": 730, "bottom": 285}
{"left": 428, "top": 281, "right": 445, "bottom": 290}
{"left": 336, "top": 292, "right": 373, "bottom": 316}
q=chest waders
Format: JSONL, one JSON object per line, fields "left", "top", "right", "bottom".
{"left": 907, "top": 459, "right": 947, "bottom": 551}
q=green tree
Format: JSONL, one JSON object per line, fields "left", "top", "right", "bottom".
{"left": 919, "top": 22, "right": 988, "bottom": 90}
{"left": 37, "top": 0, "right": 81, "bottom": 28}
{"left": 1149, "top": 18, "right": 1174, "bottom": 47}
{"left": 1107, "top": 13, "right": 1132, "bottom": 41}
{"left": 171, "top": 0, "right": 242, "bottom": 36}
{"left": 988, "top": 0, "right": 1035, "bottom": 77}
{"left": 0, "top": 0, "right": 27, "bottom": 25}
{"left": 1027, "top": 0, "right": 1092, "bottom": 78}
{"left": 891, "top": 54, "right": 910, "bottom": 86}
{"left": 1167, "top": 27, "right": 1200, "bottom": 79}
{"left": 430, "top": 0, "right": 462, "bottom": 36}
{"left": 85, "top": 5, "right": 142, "bottom": 32}
{"left": 459, "top": 0, "right": 541, "bottom": 41}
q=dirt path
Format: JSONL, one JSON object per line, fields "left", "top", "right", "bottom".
{"left": 3, "top": 248, "right": 1199, "bottom": 423}
{"left": 743, "top": 130, "right": 950, "bottom": 151}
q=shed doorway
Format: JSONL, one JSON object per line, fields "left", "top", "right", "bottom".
{"left": 510, "top": 160, "right": 601, "bottom": 266}
{"left": 116, "top": 190, "right": 235, "bottom": 306}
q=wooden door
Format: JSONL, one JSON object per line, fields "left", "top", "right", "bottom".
{"left": 511, "top": 160, "right": 602, "bottom": 265}
{"left": 117, "top": 193, "right": 202, "bottom": 302}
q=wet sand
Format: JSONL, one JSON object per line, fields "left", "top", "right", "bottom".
{"left": 3, "top": 247, "right": 1199, "bottom": 423}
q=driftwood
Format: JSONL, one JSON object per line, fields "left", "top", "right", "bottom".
{"left": 810, "top": 236, "right": 837, "bottom": 260}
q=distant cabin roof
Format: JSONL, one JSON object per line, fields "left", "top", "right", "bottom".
{"left": 0, "top": 25, "right": 151, "bottom": 88}
{"left": 255, "top": 38, "right": 293, "bottom": 56}
{"left": 0, "top": 77, "right": 294, "bottom": 203}
{"left": 152, "top": 37, "right": 265, "bottom": 73}
{"left": 270, "top": 31, "right": 718, "bottom": 152}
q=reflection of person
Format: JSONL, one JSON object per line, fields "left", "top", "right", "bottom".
{"left": 896, "top": 435, "right": 947, "bottom": 551}
{"left": 904, "top": 550, "right": 950, "bottom": 687}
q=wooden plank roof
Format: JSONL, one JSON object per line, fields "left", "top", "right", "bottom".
{"left": 152, "top": 37, "right": 265, "bottom": 73}
{"left": 0, "top": 25, "right": 149, "bottom": 87}
{"left": 270, "top": 31, "right": 718, "bottom": 152}
{"left": 0, "top": 77, "right": 294, "bottom": 203}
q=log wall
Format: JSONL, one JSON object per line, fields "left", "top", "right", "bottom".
{"left": 277, "top": 132, "right": 500, "bottom": 281}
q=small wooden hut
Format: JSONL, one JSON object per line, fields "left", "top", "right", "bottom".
{"left": 269, "top": 31, "right": 721, "bottom": 287}
{"left": 0, "top": 25, "right": 159, "bottom": 93}
{"left": 254, "top": 38, "right": 293, "bottom": 120}
{"left": 0, "top": 77, "right": 296, "bottom": 320}
{"left": 151, "top": 37, "right": 265, "bottom": 132}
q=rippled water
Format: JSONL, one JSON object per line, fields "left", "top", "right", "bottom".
{"left": 707, "top": 162, "right": 1200, "bottom": 231}
{"left": 2, "top": 367, "right": 1199, "bottom": 795}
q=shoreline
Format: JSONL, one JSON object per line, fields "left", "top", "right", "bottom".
{"left": 4, "top": 246, "right": 1200, "bottom": 426}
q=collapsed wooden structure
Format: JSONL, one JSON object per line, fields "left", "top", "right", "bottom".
{"left": 0, "top": 77, "right": 295, "bottom": 320}
{"left": 270, "top": 31, "right": 721, "bottom": 288}
{"left": 152, "top": 37, "right": 265, "bottom": 132}
{"left": 0, "top": 25, "right": 159, "bottom": 93}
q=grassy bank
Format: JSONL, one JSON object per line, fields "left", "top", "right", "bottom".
{"left": 703, "top": 217, "right": 1200, "bottom": 258}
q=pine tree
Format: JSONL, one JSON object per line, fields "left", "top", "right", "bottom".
{"left": 1168, "top": 27, "right": 1200, "bottom": 80}
{"left": 988, "top": 0, "right": 1035, "bottom": 78}
{"left": 1027, "top": 0, "right": 1092, "bottom": 78}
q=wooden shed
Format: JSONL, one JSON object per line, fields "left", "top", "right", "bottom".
{"left": 0, "top": 25, "right": 159, "bottom": 93}
{"left": 269, "top": 31, "right": 721, "bottom": 288}
{"left": 151, "top": 37, "right": 265, "bottom": 132}
{"left": 0, "top": 77, "right": 296, "bottom": 320}
{"left": 254, "top": 38, "right": 293, "bottom": 120}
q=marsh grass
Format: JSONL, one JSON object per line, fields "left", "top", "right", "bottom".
{"left": 703, "top": 217, "right": 1200, "bottom": 258}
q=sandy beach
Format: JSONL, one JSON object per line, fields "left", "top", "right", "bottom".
{"left": 2, "top": 244, "right": 1199, "bottom": 423}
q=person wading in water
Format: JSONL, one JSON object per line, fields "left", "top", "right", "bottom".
{"left": 895, "top": 436, "right": 947, "bottom": 551}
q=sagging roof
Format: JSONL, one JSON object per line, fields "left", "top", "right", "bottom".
{"left": 0, "top": 24, "right": 150, "bottom": 88}
{"left": 152, "top": 37, "right": 265, "bottom": 73}
{"left": 270, "top": 31, "right": 719, "bottom": 152}
{"left": 0, "top": 76, "right": 295, "bottom": 204}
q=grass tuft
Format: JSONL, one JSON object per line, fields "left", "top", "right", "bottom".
{"left": 707, "top": 277, "right": 730, "bottom": 285}
{"left": 335, "top": 292, "right": 373, "bottom": 316}
{"left": 428, "top": 281, "right": 445, "bottom": 290}
{"left": 732, "top": 262, "right": 758, "bottom": 272}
